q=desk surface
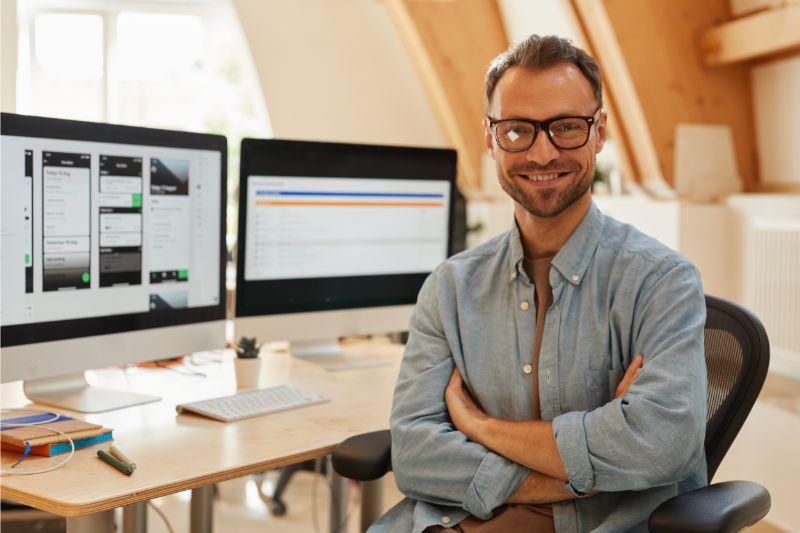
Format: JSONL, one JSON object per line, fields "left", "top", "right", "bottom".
{"left": 0, "top": 340, "right": 402, "bottom": 517}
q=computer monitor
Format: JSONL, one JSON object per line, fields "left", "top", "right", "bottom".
{"left": 235, "top": 139, "right": 456, "bottom": 357}
{"left": 1, "top": 113, "right": 227, "bottom": 412}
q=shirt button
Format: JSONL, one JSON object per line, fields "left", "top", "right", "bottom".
{"left": 441, "top": 516, "right": 451, "bottom": 524}
{"left": 520, "top": 301, "right": 530, "bottom": 311}
{"left": 523, "top": 364, "right": 533, "bottom": 374}
{"left": 511, "top": 271, "right": 518, "bottom": 280}
{"left": 572, "top": 274, "right": 579, "bottom": 282}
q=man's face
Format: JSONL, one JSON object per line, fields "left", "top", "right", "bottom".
{"left": 485, "top": 64, "right": 606, "bottom": 218}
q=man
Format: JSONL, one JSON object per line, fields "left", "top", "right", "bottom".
{"left": 371, "top": 34, "right": 707, "bottom": 532}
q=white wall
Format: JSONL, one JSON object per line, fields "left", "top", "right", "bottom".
{"left": 1, "top": 0, "right": 17, "bottom": 112}
{"left": 230, "top": 0, "right": 444, "bottom": 148}
{"left": 498, "top": 0, "right": 578, "bottom": 44}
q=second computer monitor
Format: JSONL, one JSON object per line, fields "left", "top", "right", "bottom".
{"left": 235, "top": 139, "right": 456, "bottom": 356}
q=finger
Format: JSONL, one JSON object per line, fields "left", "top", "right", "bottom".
{"left": 447, "top": 368, "right": 460, "bottom": 389}
{"left": 622, "top": 355, "right": 643, "bottom": 384}
{"left": 615, "top": 356, "right": 644, "bottom": 398}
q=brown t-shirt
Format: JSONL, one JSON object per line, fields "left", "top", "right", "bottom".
{"left": 428, "top": 258, "right": 556, "bottom": 532}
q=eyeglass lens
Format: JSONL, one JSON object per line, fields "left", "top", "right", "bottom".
{"left": 495, "top": 117, "right": 591, "bottom": 151}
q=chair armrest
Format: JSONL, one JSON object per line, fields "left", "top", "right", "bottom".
{"left": 331, "top": 429, "right": 392, "bottom": 481}
{"left": 648, "top": 480, "right": 770, "bottom": 533}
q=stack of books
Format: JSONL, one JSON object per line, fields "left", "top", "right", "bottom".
{"left": 1, "top": 412, "right": 113, "bottom": 457}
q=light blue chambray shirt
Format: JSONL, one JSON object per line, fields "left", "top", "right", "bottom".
{"left": 372, "top": 203, "right": 708, "bottom": 533}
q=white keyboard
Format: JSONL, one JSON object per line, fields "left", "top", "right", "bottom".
{"left": 176, "top": 385, "right": 330, "bottom": 422}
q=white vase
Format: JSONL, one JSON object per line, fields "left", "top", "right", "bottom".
{"left": 234, "top": 357, "right": 262, "bottom": 390}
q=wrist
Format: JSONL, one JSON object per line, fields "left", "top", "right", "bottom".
{"left": 468, "top": 413, "right": 495, "bottom": 445}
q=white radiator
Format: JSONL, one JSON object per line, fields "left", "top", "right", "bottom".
{"left": 744, "top": 217, "right": 800, "bottom": 377}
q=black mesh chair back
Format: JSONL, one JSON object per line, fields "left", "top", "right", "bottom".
{"left": 703, "top": 295, "right": 770, "bottom": 480}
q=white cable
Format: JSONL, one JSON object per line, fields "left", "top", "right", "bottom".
{"left": 0, "top": 408, "right": 76, "bottom": 476}
{"left": 147, "top": 501, "right": 176, "bottom": 533}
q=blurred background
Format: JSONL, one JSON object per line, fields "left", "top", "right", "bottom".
{"left": 1, "top": 0, "right": 798, "bottom": 531}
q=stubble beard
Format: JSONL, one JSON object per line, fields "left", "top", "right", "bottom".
{"left": 498, "top": 164, "right": 594, "bottom": 218}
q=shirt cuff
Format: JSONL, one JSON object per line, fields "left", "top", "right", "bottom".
{"left": 462, "top": 452, "right": 529, "bottom": 519}
{"left": 553, "top": 410, "right": 595, "bottom": 497}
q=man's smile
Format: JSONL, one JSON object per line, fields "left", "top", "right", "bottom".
{"left": 515, "top": 170, "right": 573, "bottom": 186}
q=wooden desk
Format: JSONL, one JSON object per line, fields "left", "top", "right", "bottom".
{"left": 0, "top": 340, "right": 402, "bottom": 532}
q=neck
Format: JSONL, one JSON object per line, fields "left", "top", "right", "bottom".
{"left": 515, "top": 192, "right": 592, "bottom": 259}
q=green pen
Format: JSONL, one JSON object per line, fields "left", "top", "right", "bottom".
{"left": 97, "top": 449, "right": 134, "bottom": 476}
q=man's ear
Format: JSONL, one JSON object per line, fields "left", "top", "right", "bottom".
{"left": 483, "top": 118, "right": 495, "bottom": 157}
{"left": 595, "top": 110, "right": 608, "bottom": 154}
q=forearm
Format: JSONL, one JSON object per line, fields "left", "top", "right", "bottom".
{"left": 392, "top": 419, "right": 529, "bottom": 514}
{"left": 506, "top": 471, "right": 577, "bottom": 505}
{"left": 472, "top": 417, "right": 568, "bottom": 481}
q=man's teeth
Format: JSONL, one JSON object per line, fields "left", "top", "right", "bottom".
{"left": 526, "top": 173, "right": 561, "bottom": 182}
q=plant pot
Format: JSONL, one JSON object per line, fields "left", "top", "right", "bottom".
{"left": 234, "top": 357, "right": 262, "bottom": 390}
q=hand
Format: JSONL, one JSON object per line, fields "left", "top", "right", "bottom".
{"left": 445, "top": 368, "right": 489, "bottom": 442}
{"left": 614, "top": 354, "right": 643, "bottom": 399}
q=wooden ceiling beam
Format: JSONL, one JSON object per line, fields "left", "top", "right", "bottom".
{"left": 384, "top": 0, "right": 509, "bottom": 193}
{"left": 701, "top": 3, "right": 800, "bottom": 66}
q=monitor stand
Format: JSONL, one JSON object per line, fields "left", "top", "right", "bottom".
{"left": 23, "top": 373, "right": 160, "bottom": 413}
{"left": 288, "top": 339, "right": 392, "bottom": 371}
{"left": 288, "top": 339, "right": 343, "bottom": 358}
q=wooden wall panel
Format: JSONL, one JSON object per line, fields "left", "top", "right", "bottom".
{"left": 572, "top": 0, "right": 760, "bottom": 190}
{"left": 385, "top": 0, "right": 509, "bottom": 192}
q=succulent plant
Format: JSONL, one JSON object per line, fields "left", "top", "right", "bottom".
{"left": 235, "top": 336, "right": 261, "bottom": 359}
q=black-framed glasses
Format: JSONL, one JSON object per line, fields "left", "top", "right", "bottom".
{"left": 488, "top": 108, "right": 601, "bottom": 152}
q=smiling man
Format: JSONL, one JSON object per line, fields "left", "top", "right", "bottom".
{"left": 372, "top": 35, "right": 708, "bottom": 532}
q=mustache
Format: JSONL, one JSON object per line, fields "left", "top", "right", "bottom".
{"left": 508, "top": 163, "right": 577, "bottom": 174}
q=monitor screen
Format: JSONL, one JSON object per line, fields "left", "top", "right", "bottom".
{"left": 1, "top": 113, "right": 226, "bottom": 359}
{"left": 235, "top": 139, "right": 456, "bottom": 321}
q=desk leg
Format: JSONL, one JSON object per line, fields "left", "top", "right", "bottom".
{"left": 190, "top": 485, "right": 214, "bottom": 533}
{"left": 360, "top": 479, "right": 383, "bottom": 532}
{"left": 66, "top": 510, "right": 114, "bottom": 533}
{"left": 123, "top": 502, "right": 148, "bottom": 533}
{"left": 328, "top": 460, "right": 349, "bottom": 533}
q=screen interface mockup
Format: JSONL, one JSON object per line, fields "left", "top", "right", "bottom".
{"left": 1, "top": 131, "right": 222, "bottom": 337}
{"left": 243, "top": 176, "right": 451, "bottom": 282}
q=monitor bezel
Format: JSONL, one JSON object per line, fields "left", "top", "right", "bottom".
{"left": 0, "top": 112, "right": 227, "bottom": 347}
{"left": 235, "top": 138, "right": 457, "bottom": 318}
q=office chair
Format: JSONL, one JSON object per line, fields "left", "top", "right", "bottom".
{"left": 332, "top": 295, "right": 772, "bottom": 532}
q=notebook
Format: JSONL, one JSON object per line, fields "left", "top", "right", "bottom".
{"left": 1, "top": 412, "right": 113, "bottom": 456}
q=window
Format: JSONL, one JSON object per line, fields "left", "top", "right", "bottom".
{"left": 17, "top": 0, "right": 271, "bottom": 252}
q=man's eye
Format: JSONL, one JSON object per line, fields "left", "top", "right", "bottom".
{"left": 553, "top": 123, "right": 578, "bottom": 133}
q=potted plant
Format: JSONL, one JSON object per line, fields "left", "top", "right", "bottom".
{"left": 233, "top": 336, "right": 262, "bottom": 390}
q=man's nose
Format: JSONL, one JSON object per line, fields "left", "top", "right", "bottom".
{"left": 526, "top": 129, "right": 560, "bottom": 166}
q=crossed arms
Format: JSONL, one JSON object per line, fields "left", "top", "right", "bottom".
{"left": 444, "top": 358, "right": 641, "bottom": 505}
{"left": 389, "top": 261, "right": 707, "bottom": 519}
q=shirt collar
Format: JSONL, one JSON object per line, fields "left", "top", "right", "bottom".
{"left": 507, "top": 220, "right": 525, "bottom": 282}
{"left": 551, "top": 202, "right": 604, "bottom": 286}
{"left": 507, "top": 202, "right": 605, "bottom": 286}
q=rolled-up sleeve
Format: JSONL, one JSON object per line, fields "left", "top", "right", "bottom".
{"left": 552, "top": 260, "right": 707, "bottom": 495}
{"left": 391, "top": 268, "right": 530, "bottom": 519}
